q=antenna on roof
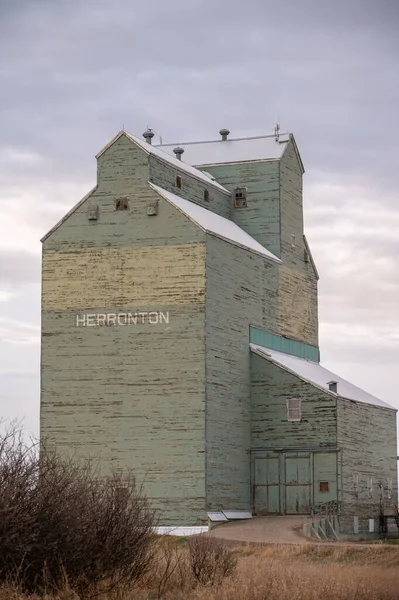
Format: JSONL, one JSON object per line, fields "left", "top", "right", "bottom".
{"left": 273, "top": 121, "right": 280, "bottom": 142}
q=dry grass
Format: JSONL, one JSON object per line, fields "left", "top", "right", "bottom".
{"left": 1, "top": 541, "right": 398, "bottom": 600}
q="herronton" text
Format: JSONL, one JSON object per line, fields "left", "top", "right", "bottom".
{"left": 76, "top": 311, "right": 170, "bottom": 327}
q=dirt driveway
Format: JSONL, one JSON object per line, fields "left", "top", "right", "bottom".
{"left": 208, "top": 516, "right": 311, "bottom": 544}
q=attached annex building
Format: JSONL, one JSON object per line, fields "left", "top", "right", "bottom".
{"left": 40, "top": 127, "right": 398, "bottom": 535}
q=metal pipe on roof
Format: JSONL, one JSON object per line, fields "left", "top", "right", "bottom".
{"left": 143, "top": 129, "right": 155, "bottom": 144}
{"left": 328, "top": 381, "right": 338, "bottom": 393}
{"left": 173, "top": 147, "right": 184, "bottom": 160}
{"left": 219, "top": 128, "right": 230, "bottom": 141}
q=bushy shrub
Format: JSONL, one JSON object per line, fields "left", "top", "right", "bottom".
{"left": 187, "top": 535, "right": 237, "bottom": 586}
{"left": 0, "top": 424, "right": 157, "bottom": 597}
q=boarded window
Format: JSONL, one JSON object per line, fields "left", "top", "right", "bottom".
{"left": 204, "top": 189, "right": 210, "bottom": 202}
{"left": 175, "top": 175, "right": 182, "bottom": 189}
{"left": 234, "top": 187, "right": 247, "bottom": 207}
{"left": 319, "top": 481, "right": 329, "bottom": 493}
{"left": 115, "top": 198, "right": 129, "bottom": 211}
{"left": 286, "top": 397, "right": 301, "bottom": 422}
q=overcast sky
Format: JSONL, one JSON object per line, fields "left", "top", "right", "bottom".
{"left": 0, "top": 0, "right": 398, "bottom": 441}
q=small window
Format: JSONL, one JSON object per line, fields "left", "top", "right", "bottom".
{"left": 204, "top": 189, "right": 210, "bottom": 202}
{"left": 175, "top": 175, "right": 182, "bottom": 189}
{"left": 234, "top": 187, "right": 247, "bottom": 207}
{"left": 319, "top": 481, "right": 329, "bottom": 493}
{"left": 286, "top": 397, "right": 301, "bottom": 422}
{"left": 115, "top": 198, "right": 129, "bottom": 211}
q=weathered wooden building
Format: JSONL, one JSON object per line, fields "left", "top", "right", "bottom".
{"left": 40, "top": 127, "right": 398, "bottom": 535}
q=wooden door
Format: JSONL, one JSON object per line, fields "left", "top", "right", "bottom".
{"left": 285, "top": 453, "right": 311, "bottom": 514}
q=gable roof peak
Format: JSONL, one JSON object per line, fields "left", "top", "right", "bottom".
{"left": 96, "top": 130, "right": 229, "bottom": 194}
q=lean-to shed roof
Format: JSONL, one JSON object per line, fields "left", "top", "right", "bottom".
{"left": 250, "top": 344, "right": 395, "bottom": 410}
{"left": 150, "top": 184, "right": 281, "bottom": 263}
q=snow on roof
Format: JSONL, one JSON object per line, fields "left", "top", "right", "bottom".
{"left": 250, "top": 344, "right": 395, "bottom": 410}
{"left": 118, "top": 131, "right": 229, "bottom": 193}
{"left": 150, "top": 184, "right": 281, "bottom": 264}
{"left": 155, "top": 134, "right": 290, "bottom": 166}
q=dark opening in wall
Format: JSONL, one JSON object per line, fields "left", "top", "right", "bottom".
{"left": 115, "top": 198, "right": 129, "bottom": 211}
{"left": 234, "top": 187, "right": 247, "bottom": 207}
{"left": 175, "top": 175, "right": 182, "bottom": 189}
{"left": 204, "top": 189, "right": 210, "bottom": 202}
{"left": 320, "top": 481, "right": 329, "bottom": 493}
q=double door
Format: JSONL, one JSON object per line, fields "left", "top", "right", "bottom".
{"left": 253, "top": 451, "right": 337, "bottom": 515}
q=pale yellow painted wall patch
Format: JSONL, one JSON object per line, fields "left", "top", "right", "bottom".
{"left": 42, "top": 243, "right": 206, "bottom": 310}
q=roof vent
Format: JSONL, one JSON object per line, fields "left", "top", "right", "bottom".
{"left": 173, "top": 146, "right": 184, "bottom": 160}
{"left": 143, "top": 128, "right": 155, "bottom": 144}
{"left": 327, "top": 381, "right": 338, "bottom": 394}
{"left": 219, "top": 128, "right": 230, "bottom": 141}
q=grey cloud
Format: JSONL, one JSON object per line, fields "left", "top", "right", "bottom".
{"left": 1, "top": 0, "right": 398, "bottom": 434}
{"left": 0, "top": 249, "right": 41, "bottom": 286}
{"left": 0, "top": 0, "right": 398, "bottom": 184}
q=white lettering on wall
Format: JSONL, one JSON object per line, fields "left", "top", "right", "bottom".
{"left": 76, "top": 314, "right": 86, "bottom": 327}
{"left": 75, "top": 311, "right": 170, "bottom": 327}
{"left": 117, "top": 313, "right": 127, "bottom": 326}
{"left": 160, "top": 311, "right": 169, "bottom": 324}
{"left": 107, "top": 314, "right": 116, "bottom": 325}
{"left": 86, "top": 314, "right": 96, "bottom": 326}
{"left": 97, "top": 314, "right": 106, "bottom": 326}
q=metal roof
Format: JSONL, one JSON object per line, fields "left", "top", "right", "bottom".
{"left": 155, "top": 134, "right": 291, "bottom": 166}
{"left": 96, "top": 131, "right": 229, "bottom": 193}
{"left": 150, "top": 184, "right": 281, "bottom": 264}
{"left": 250, "top": 344, "right": 395, "bottom": 410}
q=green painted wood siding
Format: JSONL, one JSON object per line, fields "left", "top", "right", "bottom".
{"left": 278, "top": 141, "right": 319, "bottom": 347}
{"left": 337, "top": 399, "right": 398, "bottom": 534}
{"left": 41, "top": 136, "right": 210, "bottom": 525}
{"left": 249, "top": 327, "right": 320, "bottom": 362}
{"left": 199, "top": 161, "right": 281, "bottom": 257}
{"left": 45, "top": 136, "right": 206, "bottom": 251}
{"left": 199, "top": 142, "right": 319, "bottom": 349}
{"left": 149, "top": 155, "right": 231, "bottom": 218}
{"left": 205, "top": 236, "right": 280, "bottom": 512}
{"left": 279, "top": 140, "right": 304, "bottom": 268}
{"left": 250, "top": 353, "right": 337, "bottom": 450}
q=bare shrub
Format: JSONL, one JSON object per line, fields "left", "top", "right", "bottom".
{"left": 0, "top": 424, "right": 157, "bottom": 597}
{"left": 187, "top": 535, "right": 237, "bottom": 587}
{"left": 154, "top": 538, "right": 187, "bottom": 599}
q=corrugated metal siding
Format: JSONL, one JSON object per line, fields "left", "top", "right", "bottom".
{"left": 249, "top": 327, "right": 320, "bottom": 362}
